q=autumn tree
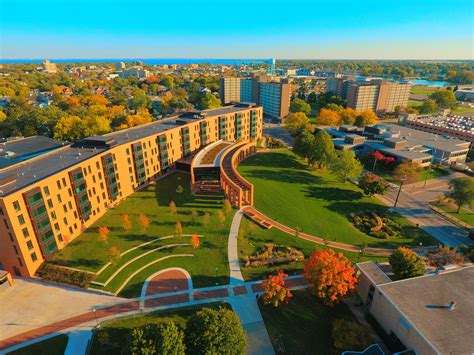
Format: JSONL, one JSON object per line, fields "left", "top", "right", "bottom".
{"left": 138, "top": 213, "right": 150, "bottom": 231}
{"left": 370, "top": 150, "right": 385, "bottom": 172}
{"left": 290, "top": 98, "right": 311, "bottom": 116}
{"left": 186, "top": 308, "right": 246, "bottom": 355}
{"left": 330, "top": 149, "right": 363, "bottom": 182}
{"left": 447, "top": 177, "right": 474, "bottom": 213}
{"left": 202, "top": 212, "right": 211, "bottom": 227}
{"left": 216, "top": 210, "right": 226, "bottom": 228}
{"left": 393, "top": 162, "right": 420, "bottom": 184}
{"left": 261, "top": 270, "right": 293, "bottom": 307}
{"left": 108, "top": 246, "right": 121, "bottom": 263}
{"left": 98, "top": 226, "right": 110, "bottom": 244}
{"left": 121, "top": 213, "right": 132, "bottom": 232}
{"left": 304, "top": 249, "right": 358, "bottom": 306}
{"left": 316, "top": 108, "right": 341, "bottom": 126}
{"left": 430, "top": 89, "right": 457, "bottom": 110}
{"left": 389, "top": 247, "right": 425, "bottom": 280}
{"left": 418, "top": 99, "right": 438, "bottom": 114}
{"left": 169, "top": 200, "right": 177, "bottom": 217}
{"left": 359, "top": 173, "right": 389, "bottom": 196}
{"left": 339, "top": 108, "right": 358, "bottom": 125}
{"left": 190, "top": 234, "right": 200, "bottom": 249}
{"left": 284, "top": 112, "right": 311, "bottom": 137}
{"left": 354, "top": 110, "right": 377, "bottom": 127}
{"left": 175, "top": 220, "right": 183, "bottom": 238}
{"left": 426, "top": 246, "right": 464, "bottom": 267}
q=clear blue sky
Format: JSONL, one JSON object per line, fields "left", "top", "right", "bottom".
{"left": 1, "top": 0, "right": 472, "bottom": 59}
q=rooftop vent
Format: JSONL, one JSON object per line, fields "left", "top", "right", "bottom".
{"left": 448, "top": 301, "right": 456, "bottom": 310}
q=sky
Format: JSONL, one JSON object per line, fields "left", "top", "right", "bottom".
{"left": 0, "top": 0, "right": 473, "bottom": 60}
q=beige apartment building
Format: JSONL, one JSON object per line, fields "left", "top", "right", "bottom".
{"left": 219, "top": 77, "right": 242, "bottom": 104}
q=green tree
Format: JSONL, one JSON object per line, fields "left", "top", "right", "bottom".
{"left": 159, "top": 76, "right": 175, "bottom": 90}
{"left": 359, "top": 173, "right": 389, "bottom": 196}
{"left": 129, "top": 322, "right": 185, "bottom": 355}
{"left": 186, "top": 307, "right": 246, "bottom": 355}
{"left": 293, "top": 132, "right": 318, "bottom": 167}
{"left": 290, "top": 98, "right": 311, "bottom": 116}
{"left": 393, "top": 162, "right": 420, "bottom": 184}
{"left": 447, "top": 177, "right": 474, "bottom": 213}
{"left": 314, "top": 130, "right": 337, "bottom": 168}
{"left": 429, "top": 89, "right": 457, "bottom": 110}
{"left": 284, "top": 112, "right": 311, "bottom": 137}
{"left": 418, "top": 99, "right": 438, "bottom": 114}
{"left": 330, "top": 149, "right": 363, "bottom": 182}
{"left": 389, "top": 247, "right": 425, "bottom": 280}
{"left": 129, "top": 88, "right": 152, "bottom": 110}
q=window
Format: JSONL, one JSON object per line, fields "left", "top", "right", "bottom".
{"left": 58, "top": 234, "right": 63, "bottom": 242}
{"left": 57, "top": 180, "right": 61, "bottom": 189}
{"left": 18, "top": 214, "right": 25, "bottom": 225}
{"left": 22, "top": 227, "right": 29, "bottom": 238}
{"left": 51, "top": 211, "right": 57, "bottom": 220}
{"left": 26, "top": 240, "right": 34, "bottom": 250}
{"left": 44, "top": 186, "right": 50, "bottom": 196}
{"left": 96, "top": 162, "right": 100, "bottom": 169}
{"left": 0, "top": 207, "right": 3, "bottom": 215}
{"left": 47, "top": 199, "right": 53, "bottom": 208}
{"left": 57, "top": 194, "right": 62, "bottom": 203}
{"left": 31, "top": 252, "right": 38, "bottom": 262}
{"left": 63, "top": 217, "right": 68, "bottom": 226}
{"left": 62, "top": 178, "right": 67, "bottom": 187}
{"left": 13, "top": 245, "right": 19, "bottom": 255}
{"left": 54, "top": 223, "right": 60, "bottom": 232}
{"left": 13, "top": 201, "right": 20, "bottom": 212}
{"left": 68, "top": 201, "right": 73, "bottom": 210}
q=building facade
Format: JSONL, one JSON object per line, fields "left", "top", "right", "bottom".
{"left": 259, "top": 81, "right": 291, "bottom": 119}
{"left": 219, "top": 77, "right": 241, "bottom": 104}
{"left": 0, "top": 105, "right": 263, "bottom": 278}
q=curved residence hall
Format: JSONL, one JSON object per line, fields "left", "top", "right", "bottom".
{"left": 0, "top": 104, "right": 263, "bottom": 278}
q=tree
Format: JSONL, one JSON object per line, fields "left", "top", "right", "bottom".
{"left": 186, "top": 307, "right": 246, "bottom": 355}
{"left": 304, "top": 249, "right": 358, "bottom": 306}
{"left": 98, "top": 226, "right": 110, "bottom": 244}
{"left": 121, "top": 213, "right": 132, "bottom": 232}
{"left": 316, "top": 108, "right": 341, "bottom": 126}
{"left": 191, "top": 209, "right": 198, "bottom": 222}
{"left": 332, "top": 319, "right": 372, "bottom": 351}
{"left": 108, "top": 246, "right": 121, "bottom": 263}
{"left": 313, "top": 130, "right": 337, "bottom": 169}
{"left": 293, "top": 132, "right": 319, "bottom": 167}
{"left": 175, "top": 220, "right": 183, "bottom": 238}
{"left": 426, "top": 246, "right": 464, "bottom": 267}
{"left": 359, "top": 173, "right": 389, "bottom": 196}
{"left": 330, "top": 150, "right": 363, "bottom": 182}
{"left": 418, "top": 99, "right": 438, "bottom": 114}
{"left": 430, "top": 89, "right": 457, "bottom": 110}
{"left": 389, "top": 247, "right": 425, "bottom": 280}
{"left": 290, "top": 98, "right": 311, "bottom": 116}
{"left": 339, "top": 108, "right": 358, "bottom": 125}
{"left": 354, "top": 110, "right": 377, "bottom": 127}
{"left": 138, "top": 213, "right": 150, "bottom": 231}
{"left": 128, "top": 88, "right": 152, "bottom": 110}
{"left": 371, "top": 150, "right": 385, "bottom": 172}
{"left": 447, "top": 177, "right": 474, "bottom": 213}
{"left": 129, "top": 322, "right": 185, "bottom": 355}
{"left": 393, "top": 161, "right": 420, "bottom": 184}
{"left": 261, "top": 270, "right": 293, "bottom": 307}
{"left": 159, "top": 76, "right": 175, "bottom": 90}
{"left": 169, "top": 200, "right": 177, "bottom": 217}
{"left": 284, "top": 112, "right": 311, "bottom": 137}
{"left": 191, "top": 234, "right": 200, "bottom": 249}
{"left": 53, "top": 115, "right": 87, "bottom": 141}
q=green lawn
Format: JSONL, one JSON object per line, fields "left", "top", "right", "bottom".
{"left": 7, "top": 334, "right": 69, "bottom": 355}
{"left": 238, "top": 218, "right": 386, "bottom": 281}
{"left": 418, "top": 167, "right": 450, "bottom": 182}
{"left": 238, "top": 149, "right": 435, "bottom": 249}
{"left": 90, "top": 302, "right": 230, "bottom": 355}
{"left": 50, "top": 172, "right": 233, "bottom": 295}
{"left": 410, "top": 85, "right": 439, "bottom": 95}
{"left": 436, "top": 204, "right": 474, "bottom": 227}
{"left": 259, "top": 289, "right": 370, "bottom": 354}
{"left": 453, "top": 105, "right": 474, "bottom": 114}
{"left": 408, "top": 100, "right": 422, "bottom": 108}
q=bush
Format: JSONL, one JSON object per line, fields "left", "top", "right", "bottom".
{"left": 243, "top": 243, "right": 304, "bottom": 268}
{"left": 129, "top": 322, "right": 185, "bottom": 355}
{"left": 351, "top": 211, "right": 401, "bottom": 239}
{"left": 332, "top": 318, "right": 372, "bottom": 351}
{"left": 36, "top": 263, "right": 95, "bottom": 288}
{"left": 186, "top": 307, "right": 246, "bottom": 354}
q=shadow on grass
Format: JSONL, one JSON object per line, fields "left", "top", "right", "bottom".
{"left": 240, "top": 151, "right": 305, "bottom": 170}
{"left": 50, "top": 258, "right": 103, "bottom": 269}
{"left": 304, "top": 185, "right": 364, "bottom": 202}
{"left": 242, "top": 168, "right": 322, "bottom": 185}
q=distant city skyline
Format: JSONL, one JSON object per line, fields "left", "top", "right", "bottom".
{"left": 1, "top": 0, "right": 472, "bottom": 60}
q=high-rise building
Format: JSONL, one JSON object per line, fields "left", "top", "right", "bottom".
{"left": 219, "top": 75, "right": 291, "bottom": 119}
{"left": 0, "top": 105, "right": 263, "bottom": 278}
{"left": 219, "top": 77, "right": 241, "bottom": 104}
{"left": 327, "top": 77, "right": 411, "bottom": 113}
{"left": 42, "top": 60, "right": 57, "bottom": 73}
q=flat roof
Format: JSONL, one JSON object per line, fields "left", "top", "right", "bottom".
{"left": 378, "top": 266, "right": 474, "bottom": 354}
{"left": 192, "top": 140, "right": 233, "bottom": 168}
{"left": 0, "top": 105, "right": 259, "bottom": 197}
{"left": 364, "top": 141, "right": 431, "bottom": 161}
{"left": 357, "top": 261, "right": 392, "bottom": 285}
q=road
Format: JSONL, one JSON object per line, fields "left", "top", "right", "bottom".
{"left": 263, "top": 121, "right": 293, "bottom": 147}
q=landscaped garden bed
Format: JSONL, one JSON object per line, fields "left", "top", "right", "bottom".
{"left": 351, "top": 211, "right": 401, "bottom": 239}
{"left": 242, "top": 243, "right": 304, "bottom": 268}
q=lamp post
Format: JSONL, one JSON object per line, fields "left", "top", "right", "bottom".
{"left": 423, "top": 158, "right": 434, "bottom": 189}
{"left": 92, "top": 308, "right": 99, "bottom": 328}
{"left": 215, "top": 267, "right": 218, "bottom": 286}
{"left": 394, "top": 176, "right": 406, "bottom": 207}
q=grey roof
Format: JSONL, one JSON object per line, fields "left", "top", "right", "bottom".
{"left": 378, "top": 266, "right": 474, "bottom": 354}
{"left": 357, "top": 261, "right": 392, "bottom": 285}
{"left": 364, "top": 141, "right": 431, "bottom": 161}
{"left": 0, "top": 105, "right": 259, "bottom": 197}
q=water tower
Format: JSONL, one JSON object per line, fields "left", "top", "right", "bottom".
{"left": 267, "top": 58, "right": 276, "bottom": 75}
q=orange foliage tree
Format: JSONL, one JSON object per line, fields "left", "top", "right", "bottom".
{"left": 169, "top": 200, "right": 177, "bottom": 217}
{"left": 108, "top": 246, "right": 121, "bottom": 263}
{"left": 98, "top": 226, "right": 110, "bottom": 244}
{"left": 190, "top": 234, "right": 200, "bottom": 248}
{"left": 317, "top": 108, "right": 341, "bottom": 126}
{"left": 121, "top": 213, "right": 132, "bottom": 232}
{"left": 262, "top": 270, "right": 293, "bottom": 307}
{"left": 138, "top": 213, "right": 150, "bottom": 231}
{"left": 304, "top": 249, "right": 358, "bottom": 306}
{"left": 175, "top": 220, "right": 183, "bottom": 237}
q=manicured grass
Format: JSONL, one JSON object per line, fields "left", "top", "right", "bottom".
{"left": 238, "top": 149, "right": 436, "bottom": 248}
{"left": 8, "top": 334, "right": 69, "bottom": 355}
{"left": 408, "top": 100, "right": 422, "bottom": 108}
{"left": 453, "top": 105, "right": 474, "bottom": 114}
{"left": 410, "top": 85, "right": 439, "bottom": 96}
{"left": 238, "top": 218, "right": 386, "bottom": 281}
{"left": 50, "top": 172, "right": 233, "bottom": 293}
{"left": 259, "top": 289, "right": 367, "bottom": 354}
{"left": 435, "top": 204, "right": 474, "bottom": 227}
{"left": 418, "top": 167, "right": 450, "bottom": 182}
{"left": 90, "top": 302, "right": 230, "bottom": 355}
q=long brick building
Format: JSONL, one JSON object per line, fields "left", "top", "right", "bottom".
{"left": 0, "top": 104, "right": 263, "bottom": 278}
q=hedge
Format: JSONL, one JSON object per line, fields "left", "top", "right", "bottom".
{"left": 36, "top": 263, "right": 95, "bottom": 288}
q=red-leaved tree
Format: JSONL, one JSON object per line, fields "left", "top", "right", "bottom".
{"left": 191, "top": 234, "right": 200, "bottom": 248}
{"left": 262, "top": 270, "right": 293, "bottom": 307}
{"left": 304, "top": 249, "right": 358, "bottom": 306}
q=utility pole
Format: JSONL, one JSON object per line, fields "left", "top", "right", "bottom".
{"left": 394, "top": 176, "right": 406, "bottom": 207}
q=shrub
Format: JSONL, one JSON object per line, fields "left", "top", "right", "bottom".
{"left": 36, "top": 263, "right": 95, "bottom": 288}
{"left": 186, "top": 307, "right": 246, "bottom": 355}
{"left": 129, "top": 322, "right": 185, "bottom": 355}
{"left": 243, "top": 244, "right": 304, "bottom": 268}
{"left": 332, "top": 318, "right": 372, "bottom": 351}
{"left": 390, "top": 247, "right": 425, "bottom": 280}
